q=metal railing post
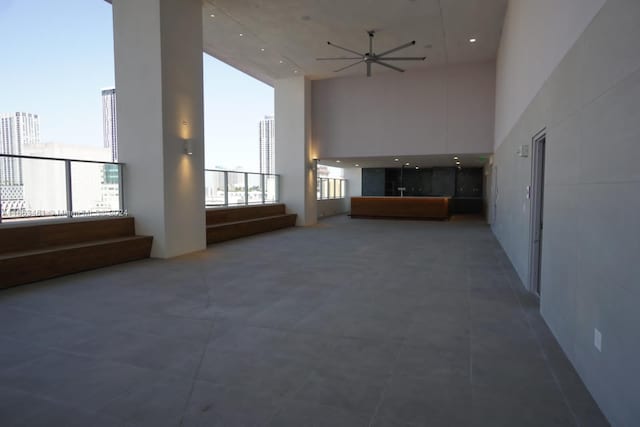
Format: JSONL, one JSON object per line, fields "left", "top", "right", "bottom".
{"left": 244, "top": 173, "right": 249, "bottom": 206}
{"left": 118, "top": 164, "right": 125, "bottom": 215}
{"left": 261, "top": 174, "right": 266, "bottom": 204}
{"left": 223, "top": 171, "right": 229, "bottom": 207}
{"left": 65, "top": 160, "right": 73, "bottom": 218}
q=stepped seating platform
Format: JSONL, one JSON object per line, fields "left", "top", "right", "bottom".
{"left": 0, "top": 217, "right": 153, "bottom": 289}
{"left": 206, "top": 204, "right": 297, "bottom": 244}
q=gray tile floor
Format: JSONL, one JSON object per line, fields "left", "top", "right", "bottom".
{"left": 0, "top": 216, "right": 609, "bottom": 426}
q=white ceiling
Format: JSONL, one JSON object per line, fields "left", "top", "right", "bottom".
{"left": 202, "top": 0, "right": 508, "bottom": 85}
{"left": 318, "top": 154, "right": 491, "bottom": 170}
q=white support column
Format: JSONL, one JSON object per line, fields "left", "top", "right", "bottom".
{"left": 274, "top": 77, "right": 317, "bottom": 226}
{"left": 112, "top": 0, "right": 206, "bottom": 258}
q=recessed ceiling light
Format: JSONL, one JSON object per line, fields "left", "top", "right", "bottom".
{"left": 355, "top": 164, "right": 360, "bottom": 167}
{"left": 260, "top": 48, "right": 265, "bottom": 52}
{"left": 415, "top": 166, "right": 419, "bottom": 170}
{"left": 394, "top": 158, "right": 399, "bottom": 162}
{"left": 239, "top": 33, "right": 244, "bottom": 37}
{"left": 210, "top": 14, "right": 215, "bottom": 18}
{"left": 293, "top": 70, "right": 298, "bottom": 73}
{"left": 336, "top": 160, "right": 341, "bottom": 163}
{"left": 405, "top": 162, "right": 410, "bottom": 166}
{"left": 279, "top": 60, "right": 284, "bottom": 64}
{"left": 469, "top": 38, "right": 477, "bottom": 43}
{"left": 453, "top": 156, "right": 459, "bottom": 160}
{"left": 456, "top": 161, "right": 461, "bottom": 165}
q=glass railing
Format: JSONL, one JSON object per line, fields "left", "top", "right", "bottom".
{"left": 205, "top": 169, "right": 279, "bottom": 207}
{"left": 317, "top": 177, "right": 346, "bottom": 200}
{"left": 0, "top": 154, "right": 125, "bottom": 223}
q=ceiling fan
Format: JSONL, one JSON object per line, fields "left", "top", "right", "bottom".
{"left": 316, "top": 30, "right": 426, "bottom": 77}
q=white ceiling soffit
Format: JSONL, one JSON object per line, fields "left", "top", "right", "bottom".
{"left": 202, "top": 0, "right": 507, "bottom": 85}
{"left": 318, "top": 154, "right": 491, "bottom": 170}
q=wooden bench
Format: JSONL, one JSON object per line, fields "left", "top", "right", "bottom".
{"left": 0, "top": 217, "right": 152, "bottom": 289}
{"left": 206, "top": 204, "right": 297, "bottom": 244}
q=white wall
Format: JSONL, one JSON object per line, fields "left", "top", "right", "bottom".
{"left": 312, "top": 61, "right": 495, "bottom": 159}
{"left": 494, "top": 0, "right": 606, "bottom": 147}
{"left": 492, "top": 0, "right": 640, "bottom": 425}
{"left": 344, "top": 168, "right": 362, "bottom": 199}
{"left": 317, "top": 198, "right": 348, "bottom": 218}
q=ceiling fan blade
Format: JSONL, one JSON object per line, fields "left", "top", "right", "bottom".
{"left": 378, "top": 56, "right": 426, "bottom": 61}
{"left": 334, "top": 60, "right": 364, "bottom": 73}
{"left": 326, "top": 41, "right": 362, "bottom": 57}
{"left": 366, "top": 62, "right": 371, "bottom": 77}
{"left": 316, "top": 57, "right": 362, "bottom": 61}
{"left": 377, "top": 40, "right": 416, "bottom": 57}
{"left": 374, "top": 60, "right": 405, "bottom": 73}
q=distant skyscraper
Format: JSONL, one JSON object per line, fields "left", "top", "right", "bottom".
{"left": 0, "top": 112, "right": 40, "bottom": 185}
{"left": 258, "top": 115, "right": 274, "bottom": 174}
{"left": 102, "top": 88, "right": 118, "bottom": 162}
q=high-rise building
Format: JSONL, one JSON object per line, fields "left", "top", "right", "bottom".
{"left": 258, "top": 115, "right": 274, "bottom": 174}
{"left": 101, "top": 88, "right": 118, "bottom": 162}
{"left": 0, "top": 112, "right": 40, "bottom": 185}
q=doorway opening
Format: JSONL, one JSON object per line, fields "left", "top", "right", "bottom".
{"left": 529, "top": 131, "right": 546, "bottom": 296}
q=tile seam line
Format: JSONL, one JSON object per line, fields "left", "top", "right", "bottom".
{"left": 368, "top": 323, "right": 409, "bottom": 426}
{"left": 495, "top": 56, "right": 640, "bottom": 151}
{"left": 178, "top": 256, "right": 218, "bottom": 427}
{"left": 497, "top": 265, "right": 580, "bottom": 427}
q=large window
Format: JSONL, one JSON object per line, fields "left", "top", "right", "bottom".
{"left": 317, "top": 178, "right": 346, "bottom": 200}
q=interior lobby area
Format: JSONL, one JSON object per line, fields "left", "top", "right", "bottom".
{"left": 1, "top": 0, "right": 639, "bottom": 425}
{"left": 0, "top": 217, "right": 608, "bottom": 426}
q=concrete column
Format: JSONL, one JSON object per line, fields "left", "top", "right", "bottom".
{"left": 112, "top": 0, "right": 205, "bottom": 258}
{"left": 274, "top": 77, "right": 317, "bottom": 226}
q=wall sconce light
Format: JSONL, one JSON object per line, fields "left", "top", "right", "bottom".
{"left": 183, "top": 139, "right": 193, "bottom": 156}
{"left": 309, "top": 158, "right": 318, "bottom": 172}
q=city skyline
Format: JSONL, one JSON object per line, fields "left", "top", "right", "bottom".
{"left": 0, "top": 0, "right": 274, "bottom": 172}
{"left": 0, "top": 109, "right": 118, "bottom": 219}
{"left": 0, "top": 112, "right": 40, "bottom": 186}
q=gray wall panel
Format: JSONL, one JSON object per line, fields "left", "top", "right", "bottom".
{"left": 492, "top": 1, "right": 640, "bottom": 425}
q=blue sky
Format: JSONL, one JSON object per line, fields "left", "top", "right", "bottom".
{"left": 0, "top": 0, "right": 273, "bottom": 172}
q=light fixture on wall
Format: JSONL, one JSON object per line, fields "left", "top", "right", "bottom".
{"left": 517, "top": 145, "right": 530, "bottom": 157}
{"left": 183, "top": 139, "right": 193, "bottom": 156}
